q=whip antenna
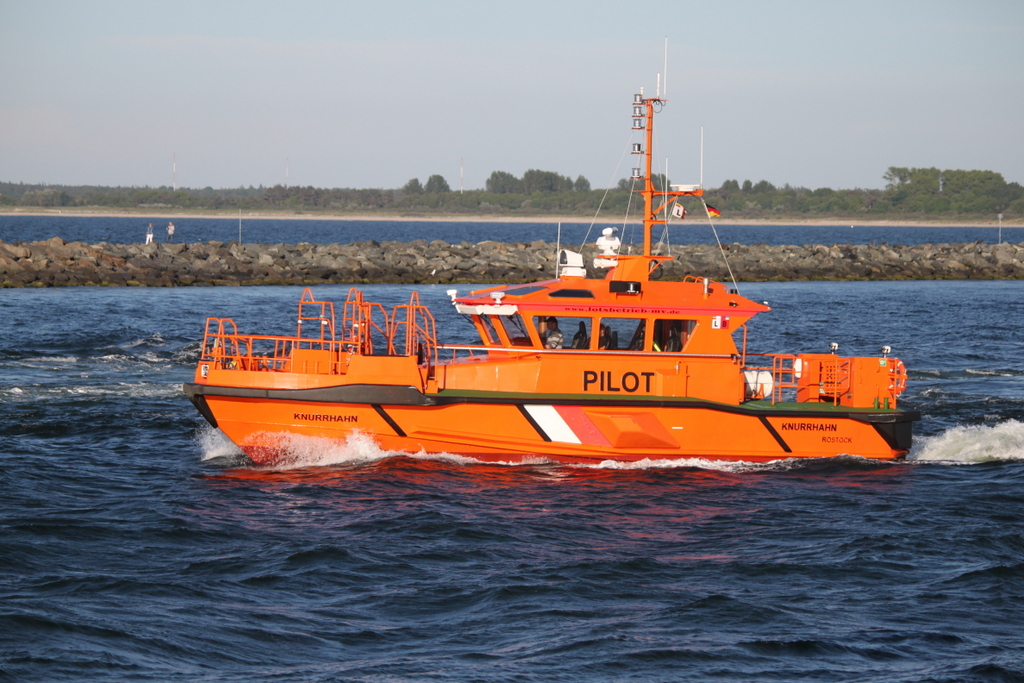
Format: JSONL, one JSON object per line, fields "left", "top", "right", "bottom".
{"left": 703, "top": 198, "right": 739, "bottom": 294}
{"left": 700, "top": 126, "right": 704, "bottom": 189}
{"left": 663, "top": 37, "right": 668, "bottom": 96}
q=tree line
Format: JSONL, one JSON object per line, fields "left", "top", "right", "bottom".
{"left": 1, "top": 167, "right": 1021, "bottom": 218}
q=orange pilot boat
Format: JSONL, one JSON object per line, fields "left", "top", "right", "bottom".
{"left": 184, "top": 88, "right": 918, "bottom": 465}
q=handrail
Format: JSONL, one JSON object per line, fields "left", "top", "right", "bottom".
{"left": 341, "top": 288, "right": 392, "bottom": 355}
{"left": 297, "top": 287, "right": 336, "bottom": 342}
{"left": 200, "top": 318, "right": 344, "bottom": 372}
{"left": 392, "top": 291, "right": 439, "bottom": 372}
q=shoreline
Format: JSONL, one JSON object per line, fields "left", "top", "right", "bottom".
{"left": 1, "top": 208, "right": 1020, "bottom": 229}
{"left": 3, "top": 236, "right": 1023, "bottom": 288}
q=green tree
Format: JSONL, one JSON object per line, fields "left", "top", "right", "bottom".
{"left": 574, "top": 175, "right": 591, "bottom": 192}
{"left": 19, "top": 188, "right": 71, "bottom": 207}
{"left": 402, "top": 178, "right": 424, "bottom": 194}
{"left": 522, "top": 169, "right": 572, "bottom": 193}
{"left": 883, "top": 167, "right": 912, "bottom": 190}
{"left": 486, "top": 171, "right": 522, "bottom": 193}
{"left": 424, "top": 175, "right": 450, "bottom": 193}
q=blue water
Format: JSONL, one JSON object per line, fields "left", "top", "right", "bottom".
{"left": 1, "top": 214, "right": 1018, "bottom": 247}
{"left": 2, "top": 280, "right": 1024, "bottom": 681}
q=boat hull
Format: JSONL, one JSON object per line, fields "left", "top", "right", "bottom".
{"left": 185, "top": 383, "right": 917, "bottom": 465}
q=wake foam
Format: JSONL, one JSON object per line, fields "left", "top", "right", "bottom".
{"left": 195, "top": 426, "right": 895, "bottom": 474}
{"left": 909, "top": 420, "right": 1024, "bottom": 464}
{"left": 196, "top": 424, "right": 246, "bottom": 462}
{"left": 121, "top": 333, "right": 166, "bottom": 349}
{"left": 197, "top": 422, "right": 1024, "bottom": 472}
{"left": 582, "top": 457, "right": 782, "bottom": 473}
{"left": 196, "top": 426, "right": 484, "bottom": 470}
{"left": 579, "top": 454, "right": 889, "bottom": 473}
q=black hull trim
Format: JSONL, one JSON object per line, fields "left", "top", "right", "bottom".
{"left": 758, "top": 416, "right": 793, "bottom": 453}
{"left": 373, "top": 405, "right": 406, "bottom": 437}
{"left": 187, "top": 393, "right": 219, "bottom": 428}
{"left": 183, "top": 382, "right": 920, "bottom": 429}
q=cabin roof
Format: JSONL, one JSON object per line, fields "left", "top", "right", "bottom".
{"left": 454, "top": 276, "right": 770, "bottom": 318}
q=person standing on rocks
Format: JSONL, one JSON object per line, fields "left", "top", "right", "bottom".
{"left": 145, "top": 223, "right": 154, "bottom": 245}
{"left": 166, "top": 222, "right": 175, "bottom": 243}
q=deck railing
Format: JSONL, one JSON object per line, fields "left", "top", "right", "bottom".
{"left": 742, "top": 353, "right": 852, "bottom": 405}
{"left": 200, "top": 289, "right": 441, "bottom": 375}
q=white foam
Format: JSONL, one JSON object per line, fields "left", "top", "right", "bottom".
{"left": 201, "top": 427, "right": 554, "bottom": 470}
{"left": 250, "top": 430, "right": 398, "bottom": 468}
{"left": 1, "top": 382, "right": 179, "bottom": 401}
{"left": 97, "top": 352, "right": 170, "bottom": 367}
{"left": 122, "top": 333, "right": 166, "bottom": 349}
{"left": 196, "top": 424, "right": 245, "bottom": 461}
{"left": 254, "top": 431, "right": 509, "bottom": 470}
{"left": 67, "top": 383, "right": 180, "bottom": 398}
{"left": 198, "top": 427, "right": 910, "bottom": 473}
{"left": 964, "top": 368, "right": 1015, "bottom": 377}
{"left": 909, "top": 420, "right": 1024, "bottom": 464}
{"left": 579, "top": 455, "right": 849, "bottom": 473}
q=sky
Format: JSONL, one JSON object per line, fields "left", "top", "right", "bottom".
{"left": 2, "top": 0, "right": 1022, "bottom": 192}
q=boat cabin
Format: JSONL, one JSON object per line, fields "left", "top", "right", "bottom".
{"left": 451, "top": 272, "right": 770, "bottom": 359}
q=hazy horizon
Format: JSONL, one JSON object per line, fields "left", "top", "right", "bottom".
{"left": 2, "top": 1, "right": 1022, "bottom": 191}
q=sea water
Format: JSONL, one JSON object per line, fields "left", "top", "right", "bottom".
{"left": 1, "top": 214, "right": 1018, "bottom": 247}
{"left": 2, "top": 277, "right": 1024, "bottom": 680}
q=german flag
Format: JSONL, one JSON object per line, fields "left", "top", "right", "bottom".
{"left": 706, "top": 204, "right": 722, "bottom": 217}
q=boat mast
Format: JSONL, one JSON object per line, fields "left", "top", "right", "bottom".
{"left": 632, "top": 90, "right": 703, "bottom": 257}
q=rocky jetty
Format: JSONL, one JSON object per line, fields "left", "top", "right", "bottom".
{"left": 2, "top": 237, "right": 1024, "bottom": 287}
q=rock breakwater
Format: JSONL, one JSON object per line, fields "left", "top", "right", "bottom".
{"left": 2, "top": 237, "right": 1024, "bottom": 287}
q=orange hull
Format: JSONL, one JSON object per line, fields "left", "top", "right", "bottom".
{"left": 187, "top": 387, "right": 914, "bottom": 465}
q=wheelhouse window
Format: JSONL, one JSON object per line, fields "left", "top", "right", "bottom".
{"left": 532, "top": 316, "right": 592, "bottom": 350}
{"left": 653, "top": 319, "right": 696, "bottom": 352}
{"left": 476, "top": 315, "right": 499, "bottom": 345}
{"left": 597, "top": 318, "right": 647, "bottom": 351}
{"left": 496, "top": 313, "right": 533, "bottom": 347}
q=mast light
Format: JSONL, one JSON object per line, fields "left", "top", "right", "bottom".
{"left": 632, "top": 143, "right": 643, "bottom": 154}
